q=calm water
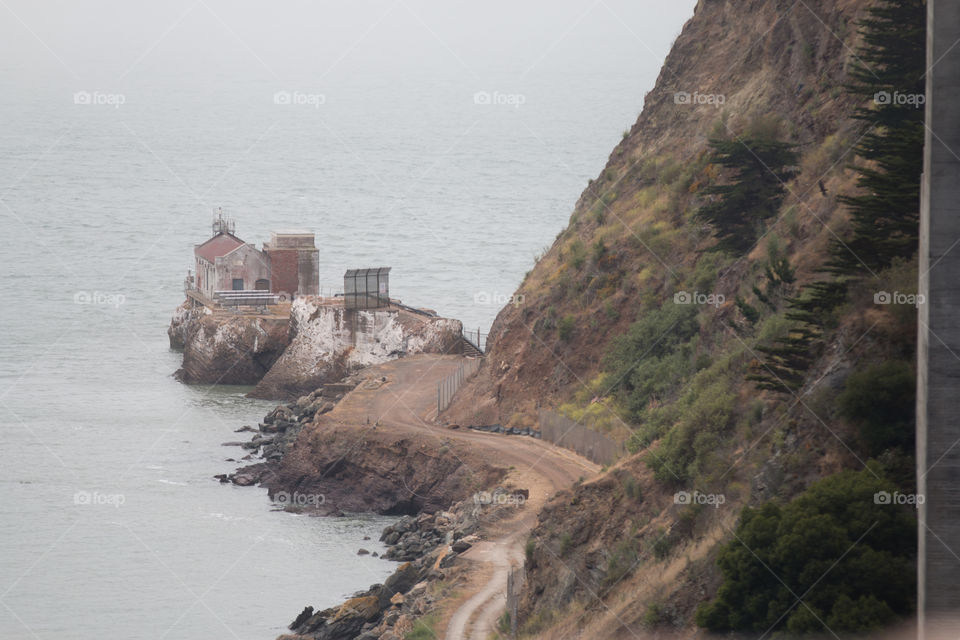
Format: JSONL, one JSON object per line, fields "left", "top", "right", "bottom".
{"left": 0, "top": 2, "right": 693, "bottom": 638}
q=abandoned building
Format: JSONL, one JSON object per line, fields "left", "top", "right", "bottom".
{"left": 186, "top": 211, "right": 319, "bottom": 304}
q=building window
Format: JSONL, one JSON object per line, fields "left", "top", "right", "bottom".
{"left": 232, "top": 278, "right": 244, "bottom": 290}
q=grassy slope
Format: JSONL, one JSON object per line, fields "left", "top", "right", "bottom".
{"left": 446, "top": 0, "right": 922, "bottom": 636}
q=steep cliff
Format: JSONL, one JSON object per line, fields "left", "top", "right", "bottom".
{"left": 448, "top": 0, "right": 868, "bottom": 427}
{"left": 442, "top": 0, "right": 921, "bottom": 637}
{"left": 249, "top": 298, "right": 463, "bottom": 399}
{"left": 169, "top": 300, "right": 290, "bottom": 385}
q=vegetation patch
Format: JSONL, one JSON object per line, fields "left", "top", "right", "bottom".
{"left": 696, "top": 467, "right": 916, "bottom": 635}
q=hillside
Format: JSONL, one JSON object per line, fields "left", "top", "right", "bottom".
{"left": 445, "top": 0, "right": 922, "bottom": 636}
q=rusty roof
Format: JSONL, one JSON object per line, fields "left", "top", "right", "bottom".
{"left": 195, "top": 232, "right": 245, "bottom": 263}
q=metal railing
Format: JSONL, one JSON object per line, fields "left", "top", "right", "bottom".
{"left": 214, "top": 290, "right": 280, "bottom": 306}
{"left": 437, "top": 357, "right": 482, "bottom": 414}
{"left": 462, "top": 328, "right": 488, "bottom": 353}
{"left": 392, "top": 300, "right": 438, "bottom": 318}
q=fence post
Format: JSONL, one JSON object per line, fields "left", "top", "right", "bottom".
{"left": 507, "top": 568, "right": 515, "bottom": 639}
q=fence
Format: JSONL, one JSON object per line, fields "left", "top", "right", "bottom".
{"left": 505, "top": 564, "right": 525, "bottom": 638}
{"left": 538, "top": 409, "right": 625, "bottom": 465}
{"left": 462, "top": 328, "right": 488, "bottom": 353}
{"left": 437, "top": 357, "right": 482, "bottom": 414}
{"left": 343, "top": 267, "right": 391, "bottom": 310}
{"left": 214, "top": 290, "right": 280, "bottom": 306}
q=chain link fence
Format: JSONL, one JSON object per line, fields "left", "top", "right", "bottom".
{"left": 538, "top": 409, "right": 625, "bottom": 465}
{"left": 437, "top": 357, "right": 482, "bottom": 413}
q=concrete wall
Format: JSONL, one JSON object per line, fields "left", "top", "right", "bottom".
{"left": 297, "top": 247, "right": 319, "bottom": 296}
{"left": 195, "top": 256, "right": 215, "bottom": 299}
{"left": 917, "top": 1, "right": 960, "bottom": 636}
{"left": 214, "top": 244, "right": 271, "bottom": 292}
{"left": 264, "top": 248, "right": 299, "bottom": 296}
{"left": 264, "top": 246, "right": 319, "bottom": 297}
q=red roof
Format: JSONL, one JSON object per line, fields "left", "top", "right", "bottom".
{"left": 195, "top": 233, "right": 245, "bottom": 263}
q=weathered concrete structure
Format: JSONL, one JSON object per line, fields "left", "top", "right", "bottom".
{"left": 262, "top": 231, "right": 319, "bottom": 297}
{"left": 917, "top": 1, "right": 960, "bottom": 637}
{"left": 188, "top": 213, "right": 319, "bottom": 304}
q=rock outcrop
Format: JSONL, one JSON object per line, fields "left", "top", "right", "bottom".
{"left": 248, "top": 298, "right": 463, "bottom": 399}
{"left": 169, "top": 300, "right": 290, "bottom": 385}
{"left": 170, "top": 297, "right": 463, "bottom": 398}
{"left": 267, "top": 421, "right": 502, "bottom": 515}
{"left": 280, "top": 491, "right": 525, "bottom": 640}
{"left": 219, "top": 370, "right": 506, "bottom": 515}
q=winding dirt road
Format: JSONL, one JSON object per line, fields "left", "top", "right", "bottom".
{"left": 330, "top": 354, "right": 598, "bottom": 639}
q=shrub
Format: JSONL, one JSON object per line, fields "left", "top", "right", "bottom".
{"left": 604, "top": 304, "right": 700, "bottom": 420}
{"left": 604, "top": 537, "right": 639, "bottom": 586}
{"left": 569, "top": 239, "right": 586, "bottom": 269}
{"left": 838, "top": 360, "right": 915, "bottom": 455}
{"left": 497, "top": 611, "right": 511, "bottom": 634}
{"left": 643, "top": 602, "right": 664, "bottom": 627}
{"left": 405, "top": 614, "right": 439, "bottom": 640}
{"left": 647, "top": 377, "right": 737, "bottom": 483}
{"left": 622, "top": 474, "right": 642, "bottom": 500}
{"left": 651, "top": 527, "right": 673, "bottom": 560}
{"left": 525, "top": 537, "right": 536, "bottom": 563}
{"left": 695, "top": 468, "right": 916, "bottom": 635}
{"left": 558, "top": 315, "right": 577, "bottom": 341}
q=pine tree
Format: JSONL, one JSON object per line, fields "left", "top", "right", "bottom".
{"left": 751, "top": 0, "right": 926, "bottom": 395}
{"left": 695, "top": 138, "right": 799, "bottom": 254}
{"left": 827, "top": 0, "right": 925, "bottom": 276}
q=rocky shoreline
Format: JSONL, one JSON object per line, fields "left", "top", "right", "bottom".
{"left": 280, "top": 490, "right": 526, "bottom": 640}
{"left": 215, "top": 370, "right": 527, "bottom": 640}
{"left": 215, "top": 373, "right": 363, "bottom": 512}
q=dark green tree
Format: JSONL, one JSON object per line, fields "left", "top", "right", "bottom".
{"left": 695, "top": 138, "right": 799, "bottom": 254}
{"left": 839, "top": 360, "right": 916, "bottom": 455}
{"left": 826, "top": 0, "right": 925, "bottom": 275}
{"left": 696, "top": 468, "right": 916, "bottom": 635}
{"left": 750, "top": 0, "right": 925, "bottom": 395}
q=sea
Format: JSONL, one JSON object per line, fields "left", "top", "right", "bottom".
{"left": 0, "top": 2, "right": 694, "bottom": 638}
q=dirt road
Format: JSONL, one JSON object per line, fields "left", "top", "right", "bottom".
{"left": 331, "top": 354, "right": 599, "bottom": 639}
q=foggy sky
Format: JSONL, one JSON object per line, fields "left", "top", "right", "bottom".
{"left": 0, "top": 0, "right": 698, "bottom": 89}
